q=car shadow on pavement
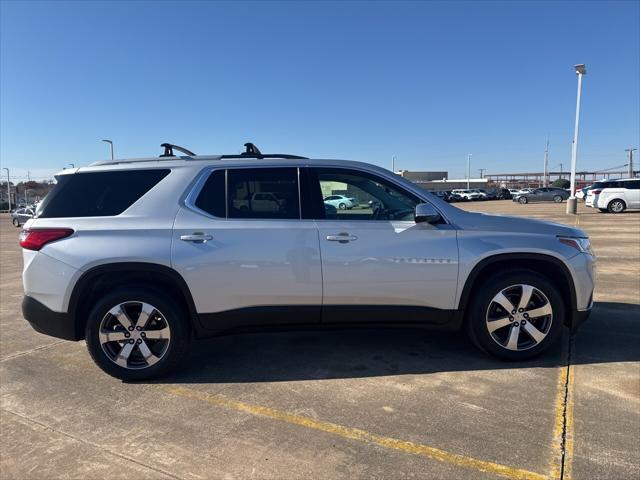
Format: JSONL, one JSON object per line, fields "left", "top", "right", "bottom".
{"left": 151, "top": 301, "right": 640, "bottom": 384}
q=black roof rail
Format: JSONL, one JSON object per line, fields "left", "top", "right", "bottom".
{"left": 220, "top": 142, "right": 308, "bottom": 160}
{"left": 160, "top": 143, "right": 196, "bottom": 157}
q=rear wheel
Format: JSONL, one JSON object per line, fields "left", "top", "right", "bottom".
{"left": 518, "top": 197, "right": 528, "bottom": 204}
{"left": 466, "top": 270, "right": 564, "bottom": 360}
{"left": 85, "top": 287, "right": 190, "bottom": 380}
{"left": 553, "top": 195, "right": 563, "bottom": 203}
{"left": 607, "top": 199, "right": 626, "bottom": 213}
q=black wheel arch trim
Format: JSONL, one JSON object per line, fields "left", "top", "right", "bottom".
{"left": 457, "top": 253, "right": 578, "bottom": 328}
{"left": 68, "top": 262, "right": 200, "bottom": 339}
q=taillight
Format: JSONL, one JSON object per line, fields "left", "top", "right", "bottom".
{"left": 591, "top": 189, "right": 601, "bottom": 195}
{"left": 19, "top": 228, "right": 74, "bottom": 251}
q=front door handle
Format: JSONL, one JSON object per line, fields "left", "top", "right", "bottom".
{"left": 326, "top": 233, "right": 358, "bottom": 243}
{"left": 180, "top": 232, "right": 213, "bottom": 243}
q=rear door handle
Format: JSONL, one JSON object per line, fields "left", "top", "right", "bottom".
{"left": 326, "top": 233, "right": 358, "bottom": 243}
{"left": 180, "top": 233, "right": 213, "bottom": 243}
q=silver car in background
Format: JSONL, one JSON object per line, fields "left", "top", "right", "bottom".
{"left": 513, "top": 187, "right": 570, "bottom": 204}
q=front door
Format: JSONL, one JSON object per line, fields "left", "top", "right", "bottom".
{"left": 309, "top": 167, "right": 459, "bottom": 324}
{"left": 172, "top": 167, "right": 322, "bottom": 332}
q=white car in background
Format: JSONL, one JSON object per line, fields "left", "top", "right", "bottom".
{"left": 451, "top": 189, "right": 482, "bottom": 201}
{"left": 323, "top": 194, "right": 355, "bottom": 210}
{"left": 587, "top": 179, "right": 640, "bottom": 213}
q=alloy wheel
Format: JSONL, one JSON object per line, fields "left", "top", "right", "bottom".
{"left": 99, "top": 301, "right": 171, "bottom": 369}
{"left": 485, "top": 284, "right": 553, "bottom": 351}
{"left": 553, "top": 195, "right": 562, "bottom": 203}
{"left": 609, "top": 200, "right": 624, "bottom": 213}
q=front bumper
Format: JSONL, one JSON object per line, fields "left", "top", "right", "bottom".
{"left": 22, "top": 295, "right": 79, "bottom": 341}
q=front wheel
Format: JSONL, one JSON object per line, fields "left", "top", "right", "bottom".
{"left": 607, "top": 199, "right": 626, "bottom": 213}
{"left": 466, "top": 270, "right": 564, "bottom": 360}
{"left": 338, "top": 202, "right": 347, "bottom": 210}
{"left": 85, "top": 287, "right": 190, "bottom": 380}
{"left": 12, "top": 218, "right": 20, "bottom": 227}
{"left": 518, "top": 197, "right": 528, "bottom": 204}
{"left": 553, "top": 195, "right": 563, "bottom": 203}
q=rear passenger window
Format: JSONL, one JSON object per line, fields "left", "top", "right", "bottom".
{"left": 38, "top": 169, "right": 170, "bottom": 218}
{"left": 227, "top": 168, "right": 299, "bottom": 219}
{"left": 194, "top": 170, "right": 226, "bottom": 217}
{"left": 624, "top": 180, "right": 639, "bottom": 189}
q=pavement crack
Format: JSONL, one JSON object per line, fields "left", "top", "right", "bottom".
{"left": 1, "top": 408, "right": 186, "bottom": 480}
{"left": 0, "top": 340, "right": 67, "bottom": 362}
{"left": 558, "top": 335, "right": 574, "bottom": 480}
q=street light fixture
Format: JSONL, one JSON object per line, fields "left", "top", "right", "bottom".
{"left": 567, "top": 64, "right": 586, "bottom": 215}
{"left": 102, "top": 139, "right": 114, "bottom": 161}
{"left": 2, "top": 168, "right": 10, "bottom": 212}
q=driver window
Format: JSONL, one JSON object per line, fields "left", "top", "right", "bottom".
{"left": 316, "top": 168, "right": 419, "bottom": 221}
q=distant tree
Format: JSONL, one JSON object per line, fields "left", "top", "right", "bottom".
{"left": 552, "top": 178, "right": 570, "bottom": 189}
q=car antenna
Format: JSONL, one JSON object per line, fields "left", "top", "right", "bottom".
{"left": 242, "top": 143, "right": 263, "bottom": 159}
{"left": 160, "top": 143, "right": 196, "bottom": 157}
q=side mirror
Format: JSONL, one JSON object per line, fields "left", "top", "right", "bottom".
{"left": 414, "top": 203, "right": 441, "bottom": 224}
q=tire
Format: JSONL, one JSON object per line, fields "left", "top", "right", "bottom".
{"left": 338, "top": 202, "right": 346, "bottom": 210}
{"left": 12, "top": 218, "right": 20, "bottom": 227}
{"left": 553, "top": 195, "right": 562, "bottom": 203}
{"left": 518, "top": 197, "right": 528, "bottom": 204}
{"left": 85, "top": 287, "right": 190, "bottom": 381}
{"left": 466, "top": 270, "right": 564, "bottom": 361}
{"left": 607, "top": 199, "right": 626, "bottom": 214}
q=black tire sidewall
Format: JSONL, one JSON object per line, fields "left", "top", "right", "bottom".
{"left": 85, "top": 287, "right": 190, "bottom": 381}
{"left": 467, "top": 270, "right": 565, "bottom": 360}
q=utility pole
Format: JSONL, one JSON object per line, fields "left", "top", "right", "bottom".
{"left": 567, "top": 64, "right": 586, "bottom": 215}
{"left": 478, "top": 168, "right": 486, "bottom": 178}
{"left": 2, "top": 168, "right": 10, "bottom": 212}
{"left": 543, "top": 137, "right": 550, "bottom": 187}
{"left": 467, "top": 154, "right": 472, "bottom": 189}
{"left": 626, "top": 148, "right": 637, "bottom": 178}
{"left": 392, "top": 155, "right": 396, "bottom": 173}
{"left": 559, "top": 162, "right": 563, "bottom": 177}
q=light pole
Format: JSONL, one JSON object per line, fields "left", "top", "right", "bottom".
{"left": 392, "top": 155, "right": 396, "bottom": 173}
{"left": 466, "top": 154, "right": 472, "bottom": 189}
{"left": 626, "top": 148, "right": 637, "bottom": 178}
{"left": 102, "top": 139, "right": 114, "bottom": 161}
{"left": 543, "top": 137, "right": 550, "bottom": 187}
{"left": 567, "top": 64, "right": 586, "bottom": 214}
{"left": 2, "top": 168, "right": 10, "bottom": 211}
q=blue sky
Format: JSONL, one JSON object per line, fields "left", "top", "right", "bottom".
{"left": 1, "top": 0, "right": 638, "bottom": 181}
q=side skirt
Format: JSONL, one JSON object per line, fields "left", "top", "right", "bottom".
{"left": 195, "top": 305, "right": 463, "bottom": 338}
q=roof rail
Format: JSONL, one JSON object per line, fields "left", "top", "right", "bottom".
{"left": 160, "top": 143, "right": 196, "bottom": 157}
{"left": 220, "top": 142, "right": 308, "bottom": 160}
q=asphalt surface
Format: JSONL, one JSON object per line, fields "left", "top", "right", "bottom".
{"left": 1, "top": 202, "right": 638, "bottom": 479}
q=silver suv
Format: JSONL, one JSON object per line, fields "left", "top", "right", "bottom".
{"left": 21, "top": 143, "right": 595, "bottom": 380}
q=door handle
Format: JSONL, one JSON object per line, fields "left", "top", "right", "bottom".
{"left": 326, "top": 233, "right": 358, "bottom": 243}
{"left": 180, "top": 233, "right": 213, "bottom": 243}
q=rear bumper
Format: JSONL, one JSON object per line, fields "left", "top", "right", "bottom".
{"left": 22, "top": 295, "right": 79, "bottom": 341}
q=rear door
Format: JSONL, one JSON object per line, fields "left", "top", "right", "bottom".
{"left": 308, "top": 167, "right": 458, "bottom": 323}
{"left": 172, "top": 166, "right": 322, "bottom": 331}
{"left": 623, "top": 180, "right": 640, "bottom": 208}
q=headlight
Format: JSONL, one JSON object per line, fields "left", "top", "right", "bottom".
{"left": 558, "top": 236, "right": 594, "bottom": 256}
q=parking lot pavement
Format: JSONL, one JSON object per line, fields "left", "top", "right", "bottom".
{"left": 1, "top": 203, "right": 638, "bottom": 479}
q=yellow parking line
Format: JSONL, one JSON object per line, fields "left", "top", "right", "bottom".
{"left": 158, "top": 385, "right": 547, "bottom": 480}
{"left": 549, "top": 339, "right": 575, "bottom": 480}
